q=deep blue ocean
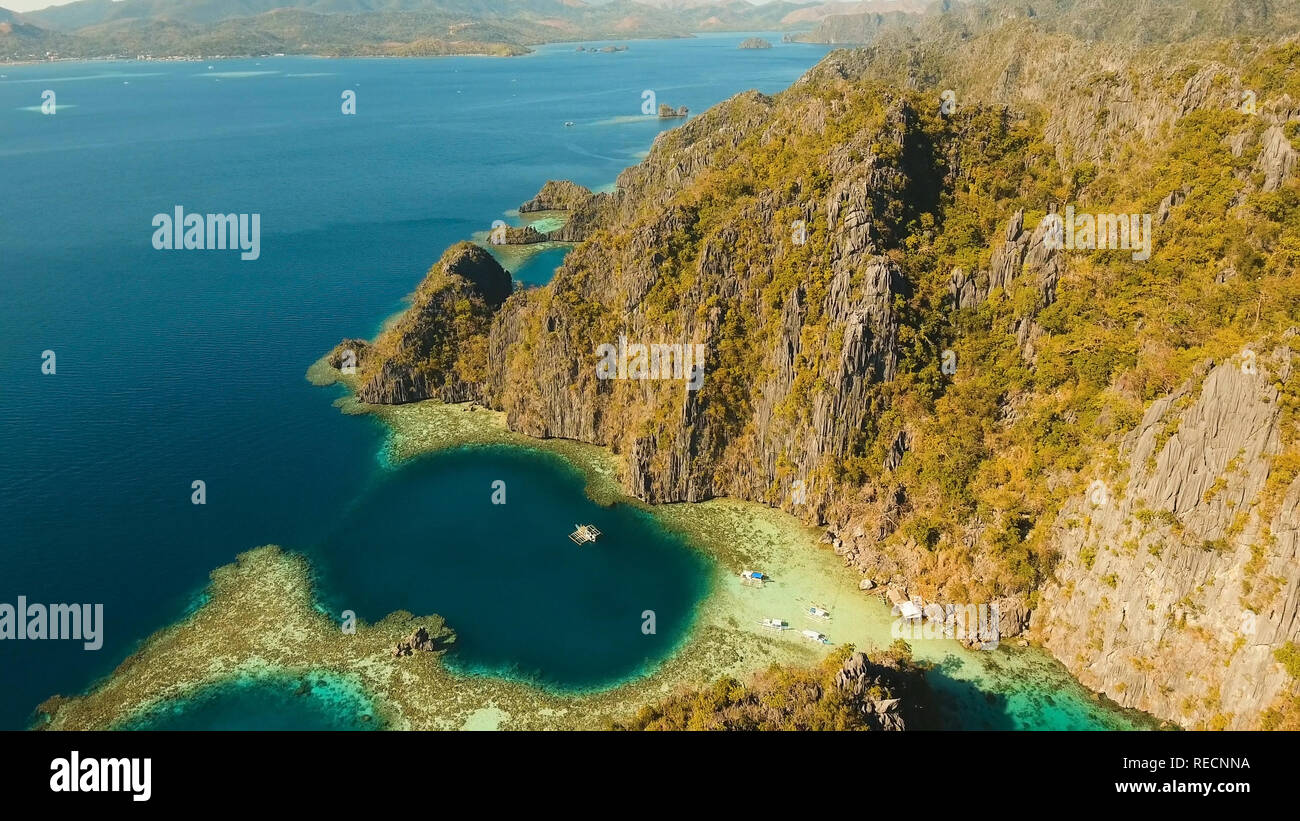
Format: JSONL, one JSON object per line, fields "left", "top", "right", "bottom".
{"left": 0, "top": 34, "right": 838, "bottom": 730}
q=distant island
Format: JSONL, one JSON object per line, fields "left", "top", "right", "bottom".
{"left": 738, "top": 37, "right": 772, "bottom": 49}
{"left": 0, "top": 0, "right": 825, "bottom": 63}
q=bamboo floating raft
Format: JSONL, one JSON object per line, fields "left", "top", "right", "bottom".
{"left": 569, "top": 524, "right": 602, "bottom": 545}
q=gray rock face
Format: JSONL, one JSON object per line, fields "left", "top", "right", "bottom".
{"left": 1256, "top": 125, "right": 1299, "bottom": 192}
{"left": 1034, "top": 359, "right": 1300, "bottom": 728}
{"left": 484, "top": 95, "right": 926, "bottom": 509}
{"left": 834, "top": 651, "right": 912, "bottom": 731}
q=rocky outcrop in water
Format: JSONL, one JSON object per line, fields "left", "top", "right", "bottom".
{"left": 615, "top": 647, "right": 928, "bottom": 730}
{"left": 833, "top": 651, "right": 912, "bottom": 730}
{"left": 491, "top": 224, "right": 546, "bottom": 245}
{"left": 519, "top": 180, "right": 595, "bottom": 214}
{"left": 393, "top": 626, "right": 442, "bottom": 657}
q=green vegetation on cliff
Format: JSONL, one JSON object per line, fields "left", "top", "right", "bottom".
{"left": 326, "top": 11, "right": 1300, "bottom": 728}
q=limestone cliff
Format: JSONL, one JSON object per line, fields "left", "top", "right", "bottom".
{"left": 1035, "top": 355, "right": 1300, "bottom": 728}
{"left": 325, "top": 12, "right": 1300, "bottom": 727}
{"left": 352, "top": 242, "right": 511, "bottom": 405}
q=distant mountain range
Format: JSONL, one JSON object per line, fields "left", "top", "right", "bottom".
{"left": 791, "top": 0, "right": 1296, "bottom": 45}
{"left": 0, "top": 0, "right": 927, "bottom": 61}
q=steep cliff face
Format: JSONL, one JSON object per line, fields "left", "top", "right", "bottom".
{"left": 486, "top": 87, "right": 939, "bottom": 509}
{"left": 1035, "top": 356, "right": 1300, "bottom": 728}
{"left": 353, "top": 242, "right": 511, "bottom": 405}
{"left": 327, "top": 20, "right": 1300, "bottom": 726}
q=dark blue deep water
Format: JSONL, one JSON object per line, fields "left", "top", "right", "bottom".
{"left": 0, "top": 35, "right": 834, "bottom": 729}
{"left": 312, "top": 445, "right": 711, "bottom": 689}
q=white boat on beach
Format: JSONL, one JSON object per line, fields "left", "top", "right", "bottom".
{"left": 758, "top": 618, "right": 790, "bottom": 631}
{"left": 803, "top": 605, "right": 831, "bottom": 622}
{"left": 801, "top": 629, "right": 829, "bottom": 644}
{"left": 739, "top": 570, "right": 767, "bottom": 586}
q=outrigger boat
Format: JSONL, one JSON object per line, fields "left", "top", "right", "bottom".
{"left": 569, "top": 524, "right": 602, "bottom": 545}
{"left": 758, "top": 618, "right": 790, "bottom": 631}
{"left": 739, "top": 570, "right": 767, "bottom": 587}
{"left": 801, "top": 629, "right": 829, "bottom": 645}
{"left": 803, "top": 604, "right": 832, "bottom": 622}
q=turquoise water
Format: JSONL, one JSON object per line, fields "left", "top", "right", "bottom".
{"left": 122, "top": 675, "right": 384, "bottom": 731}
{"left": 511, "top": 246, "right": 573, "bottom": 288}
{"left": 0, "top": 34, "right": 835, "bottom": 730}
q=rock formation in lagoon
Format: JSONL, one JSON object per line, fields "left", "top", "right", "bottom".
{"left": 394, "top": 626, "right": 447, "bottom": 657}
{"left": 324, "top": 15, "right": 1300, "bottom": 728}
{"left": 519, "top": 180, "right": 596, "bottom": 214}
{"left": 738, "top": 37, "right": 772, "bottom": 49}
{"left": 493, "top": 224, "right": 548, "bottom": 245}
{"left": 657, "top": 103, "right": 689, "bottom": 118}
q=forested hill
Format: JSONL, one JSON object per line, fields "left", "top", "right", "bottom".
{"left": 1, "top": 0, "right": 913, "bottom": 60}
{"left": 794, "top": 0, "right": 1300, "bottom": 45}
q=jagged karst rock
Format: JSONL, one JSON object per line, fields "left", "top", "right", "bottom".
{"left": 1035, "top": 358, "right": 1300, "bottom": 729}
{"left": 327, "top": 338, "right": 372, "bottom": 370}
{"left": 346, "top": 242, "right": 512, "bottom": 405}
{"left": 322, "top": 27, "right": 1300, "bottom": 729}
{"left": 393, "top": 626, "right": 442, "bottom": 657}
{"left": 833, "top": 651, "right": 916, "bottom": 731}
{"left": 519, "top": 180, "right": 595, "bottom": 214}
{"left": 493, "top": 224, "right": 546, "bottom": 245}
{"left": 1256, "top": 125, "right": 1299, "bottom": 192}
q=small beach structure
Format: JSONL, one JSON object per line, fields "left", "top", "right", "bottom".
{"left": 569, "top": 523, "right": 602, "bottom": 545}
{"left": 801, "top": 629, "right": 829, "bottom": 644}
{"left": 739, "top": 570, "right": 767, "bottom": 587}
{"left": 759, "top": 618, "right": 790, "bottom": 631}
{"left": 888, "top": 588, "right": 923, "bottom": 620}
